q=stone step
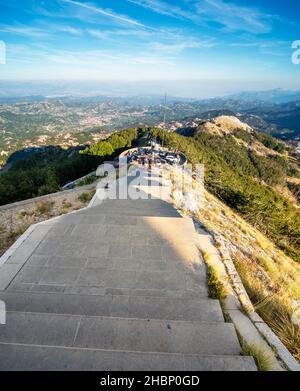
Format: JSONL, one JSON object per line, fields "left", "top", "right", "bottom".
{"left": 101, "top": 287, "right": 207, "bottom": 299}
{"left": 0, "top": 312, "right": 241, "bottom": 356}
{"left": 8, "top": 284, "right": 209, "bottom": 299}
{"left": 93, "top": 210, "right": 180, "bottom": 217}
{"left": 91, "top": 205, "right": 179, "bottom": 212}
{"left": 8, "top": 261, "right": 207, "bottom": 292}
{"left": 49, "top": 216, "right": 198, "bottom": 245}
{"left": 88, "top": 208, "right": 180, "bottom": 217}
{"left": 79, "top": 200, "right": 182, "bottom": 217}
{"left": 58, "top": 211, "right": 196, "bottom": 230}
{"left": 0, "top": 291, "right": 224, "bottom": 322}
{"left": 90, "top": 215, "right": 195, "bottom": 231}
{"left": 91, "top": 199, "right": 175, "bottom": 209}
{"left": 0, "top": 343, "right": 257, "bottom": 371}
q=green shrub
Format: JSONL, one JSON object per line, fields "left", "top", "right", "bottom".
{"left": 288, "top": 182, "right": 300, "bottom": 202}
{"left": 254, "top": 131, "right": 285, "bottom": 153}
{"left": 81, "top": 128, "right": 138, "bottom": 157}
{"left": 250, "top": 153, "right": 287, "bottom": 185}
{"left": 234, "top": 128, "right": 251, "bottom": 143}
{"left": 77, "top": 174, "right": 97, "bottom": 186}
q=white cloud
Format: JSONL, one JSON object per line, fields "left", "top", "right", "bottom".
{"left": 127, "top": 0, "right": 196, "bottom": 21}
{"left": 230, "top": 40, "right": 289, "bottom": 49}
{"left": 228, "top": 38, "right": 290, "bottom": 57}
{"left": 127, "top": 0, "right": 277, "bottom": 34}
{"left": 37, "top": 20, "right": 84, "bottom": 36}
{"left": 9, "top": 46, "right": 176, "bottom": 80}
{"left": 87, "top": 29, "right": 108, "bottom": 39}
{"left": 0, "top": 22, "right": 84, "bottom": 39}
{"left": 86, "top": 27, "right": 216, "bottom": 57}
{"left": 55, "top": 25, "right": 82, "bottom": 35}
{"left": 87, "top": 28, "right": 150, "bottom": 40}
{"left": 195, "top": 0, "right": 275, "bottom": 34}
{"left": 0, "top": 25, "right": 51, "bottom": 38}
{"left": 87, "top": 27, "right": 190, "bottom": 42}
{"left": 150, "top": 38, "right": 217, "bottom": 54}
{"left": 61, "top": 0, "right": 146, "bottom": 28}
{"left": 43, "top": 48, "right": 174, "bottom": 67}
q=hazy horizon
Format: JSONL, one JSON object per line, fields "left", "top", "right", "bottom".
{"left": 1, "top": 79, "right": 300, "bottom": 100}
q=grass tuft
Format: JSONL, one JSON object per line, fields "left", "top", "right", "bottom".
{"left": 207, "top": 264, "right": 227, "bottom": 300}
{"left": 35, "top": 201, "right": 54, "bottom": 216}
{"left": 77, "top": 190, "right": 96, "bottom": 204}
{"left": 241, "top": 340, "right": 274, "bottom": 371}
{"left": 7, "top": 224, "right": 30, "bottom": 242}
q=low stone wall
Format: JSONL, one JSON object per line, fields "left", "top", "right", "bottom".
{"left": 0, "top": 184, "right": 95, "bottom": 212}
{"left": 0, "top": 184, "right": 96, "bottom": 257}
{"left": 62, "top": 171, "right": 96, "bottom": 190}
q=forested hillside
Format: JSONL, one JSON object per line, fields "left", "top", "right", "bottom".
{"left": 0, "top": 128, "right": 138, "bottom": 205}
{"left": 80, "top": 128, "right": 138, "bottom": 156}
{"left": 149, "top": 127, "right": 300, "bottom": 263}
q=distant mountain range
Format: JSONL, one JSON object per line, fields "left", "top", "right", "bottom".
{"left": 0, "top": 81, "right": 299, "bottom": 103}
{"left": 192, "top": 101, "right": 300, "bottom": 139}
{"left": 1, "top": 87, "right": 300, "bottom": 166}
{"left": 226, "top": 89, "right": 300, "bottom": 104}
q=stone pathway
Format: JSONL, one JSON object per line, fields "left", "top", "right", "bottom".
{"left": 0, "top": 169, "right": 256, "bottom": 370}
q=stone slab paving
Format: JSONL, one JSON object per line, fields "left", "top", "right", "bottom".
{"left": 0, "top": 292, "right": 225, "bottom": 321}
{"left": 0, "top": 345, "right": 256, "bottom": 371}
{"left": 0, "top": 312, "right": 240, "bottom": 356}
{"left": 0, "top": 169, "right": 257, "bottom": 370}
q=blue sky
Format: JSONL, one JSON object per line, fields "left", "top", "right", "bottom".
{"left": 0, "top": 0, "right": 299, "bottom": 94}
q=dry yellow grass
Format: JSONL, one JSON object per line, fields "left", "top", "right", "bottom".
{"left": 194, "top": 190, "right": 300, "bottom": 362}
{"left": 240, "top": 338, "right": 274, "bottom": 371}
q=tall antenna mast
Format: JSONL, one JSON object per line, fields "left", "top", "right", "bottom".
{"left": 163, "top": 92, "right": 167, "bottom": 126}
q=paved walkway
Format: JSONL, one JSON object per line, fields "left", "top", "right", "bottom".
{"left": 0, "top": 169, "right": 256, "bottom": 370}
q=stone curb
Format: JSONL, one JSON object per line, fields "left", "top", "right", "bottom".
{"left": 0, "top": 224, "right": 37, "bottom": 267}
{"left": 211, "top": 231, "right": 300, "bottom": 372}
{"left": 213, "top": 233, "right": 254, "bottom": 314}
